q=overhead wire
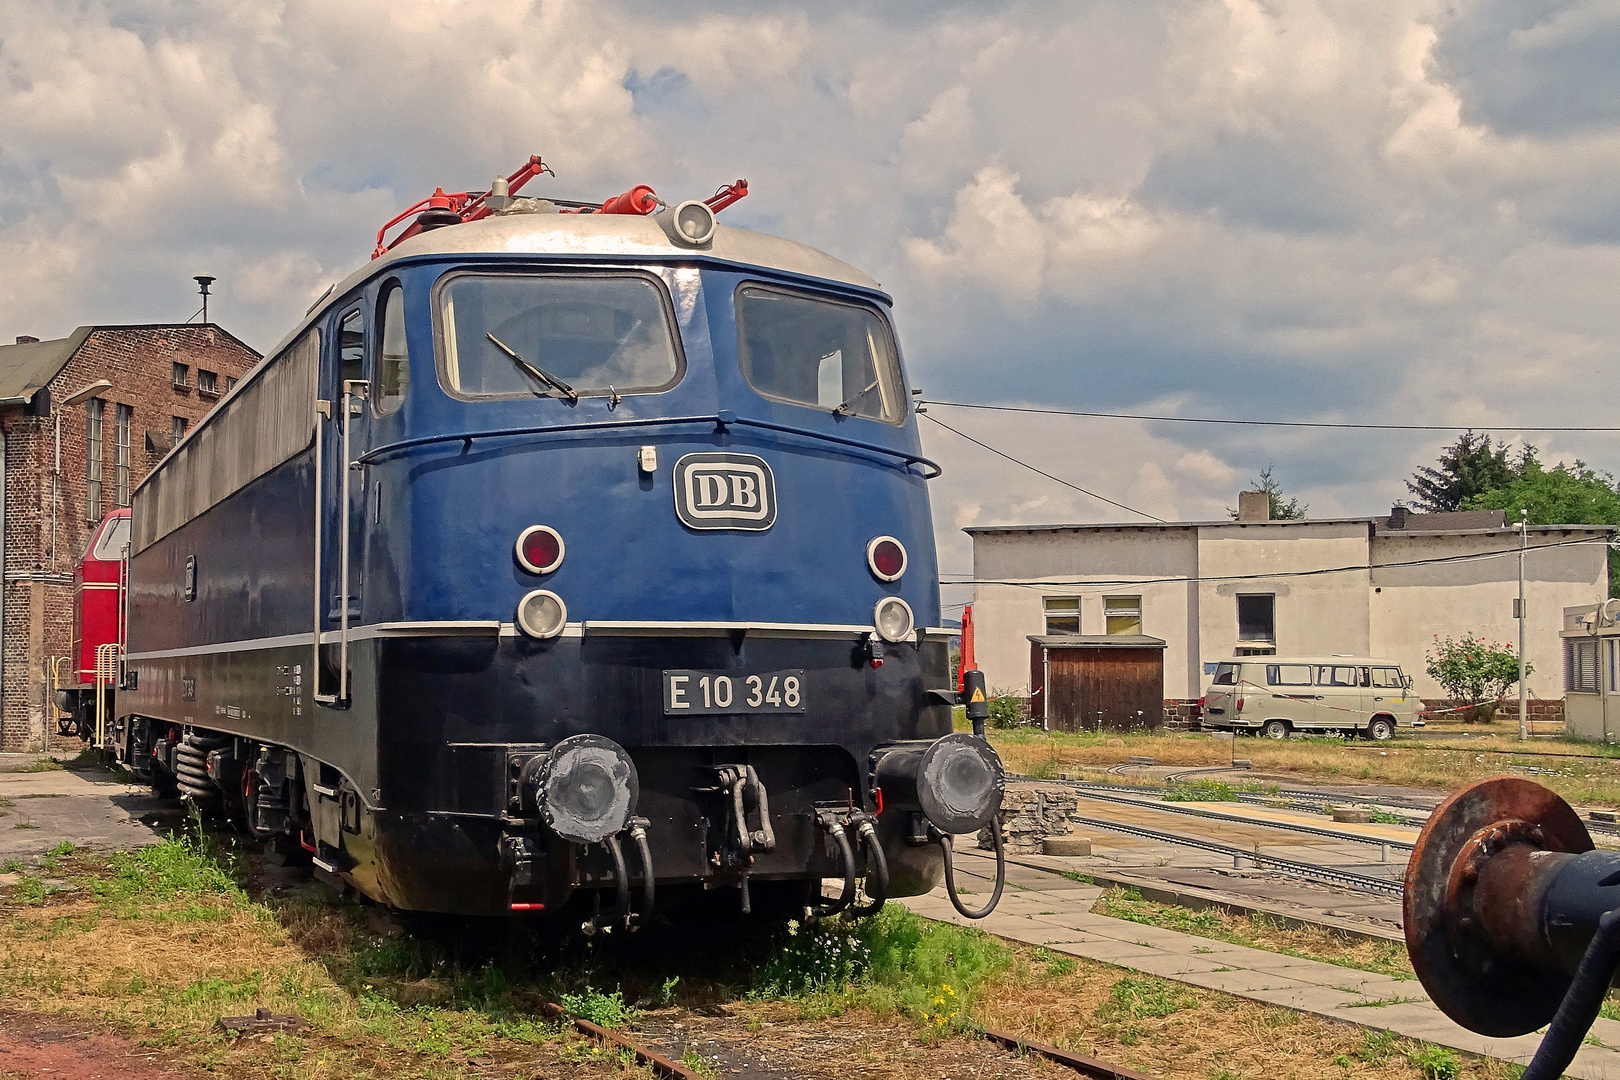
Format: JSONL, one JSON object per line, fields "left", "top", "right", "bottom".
{"left": 920, "top": 412, "right": 1167, "bottom": 522}
{"left": 919, "top": 399, "right": 1620, "bottom": 433}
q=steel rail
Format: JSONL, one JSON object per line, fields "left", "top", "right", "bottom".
{"left": 1064, "top": 814, "right": 1406, "bottom": 896}
{"left": 542, "top": 1002, "right": 702, "bottom": 1080}
{"left": 1013, "top": 773, "right": 1430, "bottom": 829}
{"left": 981, "top": 1027, "right": 1162, "bottom": 1080}
{"left": 1051, "top": 786, "right": 1416, "bottom": 851}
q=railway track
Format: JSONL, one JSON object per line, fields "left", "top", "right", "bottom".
{"left": 1063, "top": 814, "right": 1405, "bottom": 896}
{"left": 553, "top": 1000, "right": 1166, "bottom": 1080}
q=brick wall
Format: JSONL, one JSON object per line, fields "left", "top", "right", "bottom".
{"left": 0, "top": 325, "right": 258, "bottom": 751}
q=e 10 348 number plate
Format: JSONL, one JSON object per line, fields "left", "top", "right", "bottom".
{"left": 663, "top": 670, "right": 805, "bottom": 714}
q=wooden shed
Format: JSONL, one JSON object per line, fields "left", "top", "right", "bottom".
{"left": 1028, "top": 635, "right": 1167, "bottom": 732}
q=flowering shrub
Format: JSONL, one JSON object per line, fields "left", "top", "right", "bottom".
{"left": 1425, "top": 634, "right": 1528, "bottom": 723}
{"left": 755, "top": 918, "right": 873, "bottom": 996}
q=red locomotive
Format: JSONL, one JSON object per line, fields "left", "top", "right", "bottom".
{"left": 57, "top": 507, "right": 129, "bottom": 737}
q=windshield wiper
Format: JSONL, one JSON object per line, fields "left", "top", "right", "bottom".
{"left": 485, "top": 333, "right": 578, "bottom": 403}
{"left": 833, "top": 379, "right": 880, "bottom": 416}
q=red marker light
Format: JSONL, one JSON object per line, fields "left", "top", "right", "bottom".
{"left": 866, "top": 536, "right": 907, "bottom": 582}
{"left": 515, "top": 525, "right": 565, "bottom": 574}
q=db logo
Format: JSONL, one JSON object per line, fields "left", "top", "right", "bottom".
{"left": 673, "top": 452, "right": 777, "bottom": 531}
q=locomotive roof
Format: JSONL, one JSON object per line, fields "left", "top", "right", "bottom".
{"left": 269, "top": 212, "right": 886, "bottom": 360}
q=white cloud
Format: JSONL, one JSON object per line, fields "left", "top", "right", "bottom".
{"left": 3, "top": 0, "right": 1620, "bottom": 585}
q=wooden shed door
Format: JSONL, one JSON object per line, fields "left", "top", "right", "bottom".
{"left": 1045, "top": 647, "right": 1165, "bottom": 731}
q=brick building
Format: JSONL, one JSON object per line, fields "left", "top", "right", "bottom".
{"left": 0, "top": 325, "right": 258, "bottom": 752}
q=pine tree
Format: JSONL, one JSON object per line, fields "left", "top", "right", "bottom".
{"left": 1228, "top": 465, "right": 1306, "bottom": 520}
{"left": 1406, "top": 432, "right": 1535, "bottom": 513}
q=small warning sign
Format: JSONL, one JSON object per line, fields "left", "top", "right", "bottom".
{"left": 969, "top": 687, "right": 986, "bottom": 703}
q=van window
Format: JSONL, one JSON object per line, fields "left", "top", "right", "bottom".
{"left": 1211, "top": 663, "right": 1238, "bottom": 686}
{"left": 1266, "top": 664, "right": 1313, "bottom": 687}
{"left": 1318, "top": 665, "right": 1362, "bottom": 687}
{"left": 1370, "top": 667, "right": 1404, "bottom": 689}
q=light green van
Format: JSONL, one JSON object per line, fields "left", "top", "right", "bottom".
{"left": 1200, "top": 656, "right": 1423, "bottom": 741}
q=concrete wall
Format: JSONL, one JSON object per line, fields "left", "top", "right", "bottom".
{"left": 970, "top": 527, "right": 1197, "bottom": 695}
{"left": 1373, "top": 530, "right": 1605, "bottom": 698}
{"left": 1196, "top": 522, "right": 1371, "bottom": 689}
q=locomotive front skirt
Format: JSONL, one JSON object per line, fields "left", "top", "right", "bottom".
{"left": 107, "top": 198, "right": 1006, "bottom": 923}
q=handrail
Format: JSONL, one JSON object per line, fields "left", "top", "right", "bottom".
{"left": 355, "top": 411, "right": 942, "bottom": 478}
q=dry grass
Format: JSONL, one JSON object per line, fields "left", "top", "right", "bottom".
{"left": 1091, "top": 887, "right": 1415, "bottom": 980}
{"left": 980, "top": 952, "right": 1505, "bottom": 1080}
{"left": 989, "top": 727, "right": 1620, "bottom": 806}
{"left": 0, "top": 834, "right": 1522, "bottom": 1080}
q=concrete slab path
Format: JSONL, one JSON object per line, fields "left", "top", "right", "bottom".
{"left": 899, "top": 849, "right": 1620, "bottom": 1080}
{"left": 0, "top": 756, "right": 167, "bottom": 861}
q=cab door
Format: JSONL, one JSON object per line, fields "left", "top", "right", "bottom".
{"left": 1316, "top": 663, "right": 1365, "bottom": 731}
{"left": 1368, "top": 665, "right": 1411, "bottom": 724}
{"left": 315, "top": 304, "right": 371, "bottom": 705}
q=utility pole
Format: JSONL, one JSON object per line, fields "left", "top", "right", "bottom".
{"left": 1518, "top": 508, "right": 1528, "bottom": 741}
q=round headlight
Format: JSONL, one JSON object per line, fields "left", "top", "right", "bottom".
{"left": 867, "top": 536, "right": 907, "bottom": 582}
{"left": 873, "top": 596, "right": 915, "bottom": 643}
{"left": 917, "top": 733, "right": 1005, "bottom": 834}
{"left": 670, "top": 200, "right": 717, "bottom": 245}
{"left": 515, "top": 525, "right": 565, "bottom": 574}
{"left": 531, "top": 734, "right": 639, "bottom": 844}
{"left": 516, "top": 589, "right": 568, "bottom": 639}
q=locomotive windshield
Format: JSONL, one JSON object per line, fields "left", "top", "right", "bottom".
{"left": 438, "top": 272, "right": 682, "bottom": 399}
{"left": 737, "top": 285, "right": 905, "bottom": 423}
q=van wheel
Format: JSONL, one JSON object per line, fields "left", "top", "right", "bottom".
{"left": 1261, "top": 719, "right": 1289, "bottom": 740}
{"left": 1365, "top": 718, "right": 1394, "bottom": 741}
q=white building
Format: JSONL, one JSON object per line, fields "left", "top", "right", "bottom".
{"left": 968, "top": 507, "right": 1610, "bottom": 700}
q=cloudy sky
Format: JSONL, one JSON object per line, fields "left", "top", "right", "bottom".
{"left": 4, "top": 0, "right": 1619, "bottom": 596}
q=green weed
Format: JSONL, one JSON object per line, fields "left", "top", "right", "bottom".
{"left": 1408, "top": 1044, "right": 1461, "bottom": 1080}
{"left": 1163, "top": 779, "right": 1239, "bottom": 802}
{"left": 559, "top": 987, "right": 638, "bottom": 1029}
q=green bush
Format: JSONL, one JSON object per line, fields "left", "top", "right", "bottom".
{"left": 987, "top": 694, "right": 1023, "bottom": 729}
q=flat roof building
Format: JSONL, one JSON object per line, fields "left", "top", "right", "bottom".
{"left": 967, "top": 507, "right": 1610, "bottom": 702}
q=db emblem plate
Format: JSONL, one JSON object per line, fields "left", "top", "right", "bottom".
{"left": 673, "top": 452, "right": 776, "bottom": 531}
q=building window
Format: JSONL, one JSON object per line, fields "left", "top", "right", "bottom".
{"left": 1043, "top": 596, "right": 1080, "bottom": 635}
{"left": 225, "top": 376, "right": 237, "bottom": 393}
{"left": 85, "top": 398, "right": 103, "bottom": 523}
{"left": 114, "top": 403, "right": 131, "bottom": 507}
{"left": 1237, "top": 594, "right": 1275, "bottom": 645}
{"left": 1568, "top": 639, "right": 1600, "bottom": 693}
{"left": 1105, "top": 595, "right": 1142, "bottom": 635}
{"left": 172, "top": 363, "right": 189, "bottom": 390}
{"left": 197, "top": 369, "right": 218, "bottom": 396}
{"left": 1610, "top": 640, "right": 1619, "bottom": 694}
{"left": 172, "top": 416, "right": 187, "bottom": 444}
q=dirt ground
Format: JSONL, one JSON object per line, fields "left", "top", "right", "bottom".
{"left": 0, "top": 1010, "right": 195, "bottom": 1079}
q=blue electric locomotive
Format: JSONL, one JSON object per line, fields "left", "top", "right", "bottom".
{"left": 107, "top": 156, "right": 1007, "bottom": 926}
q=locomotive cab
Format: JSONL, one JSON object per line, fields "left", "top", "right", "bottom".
{"left": 57, "top": 508, "right": 129, "bottom": 738}
{"left": 110, "top": 161, "right": 1006, "bottom": 925}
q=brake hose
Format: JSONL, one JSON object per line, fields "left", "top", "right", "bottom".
{"left": 603, "top": 834, "right": 631, "bottom": 930}
{"left": 1522, "top": 908, "right": 1620, "bottom": 1080}
{"left": 934, "top": 817, "right": 1006, "bottom": 920}
{"left": 810, "top": 816, "right": 858, "bottom": 919}
{"left": 848, "top": 819, "right": 890, "bottom": 918}
{"left": 628, "top": 818, "right": 654, "bottom": 930}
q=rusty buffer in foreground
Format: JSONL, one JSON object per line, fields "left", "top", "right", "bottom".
{"left": 1406, "top": 776, "right": 1620, "bottom": 1080}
